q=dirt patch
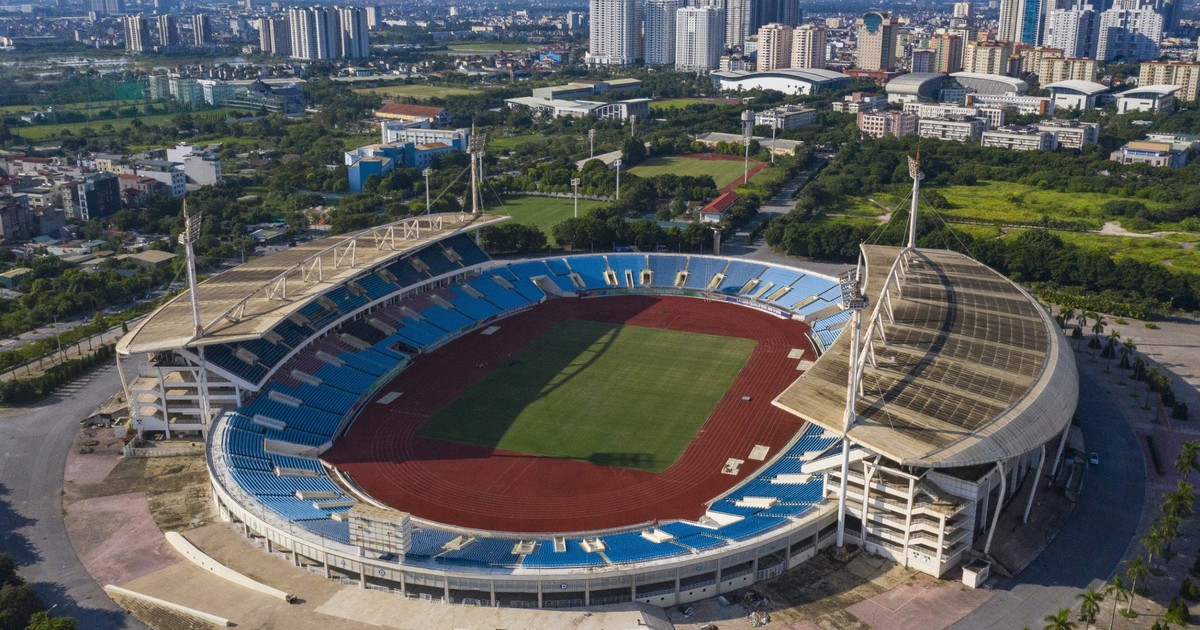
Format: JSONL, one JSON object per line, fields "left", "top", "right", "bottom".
{"left": 754, "top": 551, "right": 916, "bottom": 628}
{"left": 65, "top": 492, "right": 179, "bottom": 586}
{"left": 145, "top": 455, "right": 213, "bottom": 532}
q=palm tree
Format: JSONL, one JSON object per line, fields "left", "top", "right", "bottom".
{"left": 1143, "top": 526, "right": 1165, "bottom": 566}
{"left": 1176, "top": 442, "right": 1200, "bottom": 482}
{"left": 1089, "top": 313, "right": 1106, "bottom": 353}
{"left": 1075, "top": 312, "right": 1089, "bottom": 350}
{"left": 1058, "top": 307, "right": 1075, "bottom": 330}
{"left": 1125, "top": 555, "right": 1150, "bottom": 613}
{"left": 1146, "top": 366, "right": 1162, "bottom": 409}
{"left": 1076, "top": 588, "right": 1104, "bottom": 629}
{"left": 1159, "top": 512, "right": 1180, "bottom": 557}
{"left": 1104, "top": 577, "right": 1130, "bottom": 630}
{"left": 1102, "top": 330, "right": 1120, "bottom": 370}
{"left": 1120, "top": 338, "right": 1136, "bottom": 370}
{"left": 1044, "top": 608, "right": 1078, "bottom": 630}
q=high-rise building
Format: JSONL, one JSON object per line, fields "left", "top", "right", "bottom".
{"left": 931, "top": 33, "right": 964, "bottom": 73}
{"left": 260, "top": 16, "right": 290, "bottom": 56}
{"left": 911, "top": 49, "right": 935, "bottom": 73}
{"left": 752, "top": 0, "right": 801, "bottom": 31}
{"left": 953, "top": 1, "right": 972, "bottom": 19}
{"left": 366, "top": 6, "right": 382, "bottom": 30}
{"left": 963, "top": 39, "right": 1013, "bottom": 74}
{"left": 855, "top": 11, "right": 899, "bottom": 71}
{"left": 644, "top": 0, "right": 681, "bottom": 65}
{"left": 339, "top": 7, "right": 369, "bottom": 59}
{"left": 157, "top": 14, "right": 177, "bottom": 47}
{"left": 586, "top": 0, "right": 638, "bottom": 65}
{"left": 1097, "top": 8, "right": 1162, "bottom": 61}
{"left": 675, "top": 6, "right": 725, "bottom": 71}
{"left": 1040, "top": 56, "right": 1097, "bottom": 83}
{"left": 999, "top": 0, "right": 1049, "bottom": 45}
{"left": 287, "top": 7, "right": 346, "bottom": 60}
{"left": 192, "top": 14, "right": 210, "bottom": 45}
{"left": 1139, "top": 60, "right": 1200, "bottom": 101}
{"left": 288, "top": 7, "right": 317, "bottom": 60}
{"left": 1017, "top": 45, "right": 1064, "bottom": 76}
{"left": 725, "top": 0, "right": 750, "bottom": 51}
{"left": 756, "top": 22, "right": 792, "bottom": 70}
{"left": 1044, "top": 7, "right": 1099, "bottom": 58}
{"left": 791, "top": 23, "right": 827, "bottom": 69}
{"left": 123, "top": 15, "right": 149, "bottom": 52}
{"left": 315, "top": 7, "right": 342, "bottom": 60}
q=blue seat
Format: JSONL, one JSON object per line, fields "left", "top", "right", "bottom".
{"left": 683, "top": 257, "right": 727, "bottom": 290}
{"left": 442, "top": 233, "right": 490, "bottom": 267}
{"left": 466, "top": 278, "right": 528, "bottom": 311}
{"left": 648, "top": 255, "right": 686, "bottom": 288}
{"left": 566, "top": 257, "right": 608, "bottom": 290}
{"left": 713, "top": 516, "right": 788, "bottom": 541}
{"left": 448, "top": 290, "right": 501, "bottom": 321}
{"left": 544, "top": 258, "right": 572, "bottom": 277}
{"left": 607, "top": 254, "right": 645, "bottom": 287}
{"left": 438, "top": 538, "right": 521, "bottom": 567}
{"left": 405, "top": 529, "right": 460, "bottom": 559}
{"left": 601, "top": 531, "right": 687, "bottom": 563}
{"left": 419, "top": 306, "right": 474, "bottom": 332}
{"left": 416, "top": 245, "right": 462, "bottom": 277}
{"left": 302, "top": 518, "right": 351, "bottom": 543}
{"left": 716, "top": 261, "right": 766, "bottom": 294}
{"left": 522, "top": 539, "right": 605, "bottom": 568}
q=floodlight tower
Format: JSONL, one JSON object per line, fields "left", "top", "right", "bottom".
{"left": 468, "top": 126, "right": 487, "bottom": 215}
{"left": 571, "top": 177, "right": 581, "bottom": 218}
{"left": 614, "top": 158, "right": 622, "bottom": 201}
{"left": 741, "top": 109, "right": 754, "bottom": 185}
{"left": 423, "top": 167, "right": 433, "bottom": 215}
{"left": 907, "top": 155, "right": 924, "bottom": 251}
{"left": 835, "top": 268, "right": 869, "bottom": 549}
{"left": 180, "top": 202, "right": 212, "bottom": 429}
{"left": 588, "top": 128, "right": 596, "bottom": 159}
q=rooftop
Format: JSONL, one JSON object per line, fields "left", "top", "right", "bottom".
{"left": 1044, "top": 80, "right": 1109, "bottom": 96}
{"left": 1119, "top": 84, "right": 1183, "bottom": 97}
{"left": 116, "top": 212, "right": 508, "bottom": 356}
{"left": 375, "top": 102, "right": 446, "bottom": 119}
{"left": 712, "top": 68, "right": 851, "bottom": 84}
{"left": 773, "top": 244, "right": 1077, "bottom": 468}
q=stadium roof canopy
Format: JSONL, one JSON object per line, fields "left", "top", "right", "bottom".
{"left": 711, "top": 69, "right": 852, "bottom": 95}
{"left": 117, "top": 212, "right": 507, "bottom": 356}
{"left": 1118, "top": 84, "right": 1183, "bottom": 98}
{"left": 773, "top": 244, "right": 1077, "bottom": 469}
{"left": 884, "top": 72, "right": 947, "bottom": 99}
{"left": 949, "top": 72, "right": 1029, "bottom": 95}
{"left": 1044, "top": 80, "right": 1109, "bottom": 96}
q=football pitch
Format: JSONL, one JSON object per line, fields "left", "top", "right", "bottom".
{"left": 418, "top": 320, "right": 756, "bottom": 473}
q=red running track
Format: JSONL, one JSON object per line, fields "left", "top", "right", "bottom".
{"left": 323, "top": 295, "right": 815, "bottom": 533}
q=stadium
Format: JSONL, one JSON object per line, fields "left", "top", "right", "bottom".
{"left": 114, "top": 163, "right": 1078, "bottom": 609}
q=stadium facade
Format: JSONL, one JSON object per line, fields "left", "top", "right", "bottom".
{"left": 116, "top": 185, "right": 1078, "bottom": 606}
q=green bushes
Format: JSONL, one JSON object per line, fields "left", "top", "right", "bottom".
{"left": 0, "top": 345, "right": 115, "bottom": 406}
{"left": 1165, "top": 596, "right": 1190, "bottom": 624}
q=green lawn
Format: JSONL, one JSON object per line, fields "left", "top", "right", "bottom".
{"left": 418, "top": 319, "right": 755, "bottom": 473}
{"left": 11, "top": 109, "right": 232, "bottom": 141}
{"left": 353, "top": 84, "right": 480, "bottom": 100}
{"left": 628, "top": 156, "right": 760, "bottom": 189}
{"left": 490, "top": 195, "right": 604, "bottom": 244}
{"left": 487, "top": 133, "right": 542, "bottom": 152}
{"left": 650, "top": 98, "right": 729, "bottom": 110}
{"left": 935, "top": 181, "right": 1172, "bottom": 229}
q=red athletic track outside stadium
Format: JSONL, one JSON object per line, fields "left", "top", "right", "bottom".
{"left": 322, "top": 295, "right": 815, "bottom": 533}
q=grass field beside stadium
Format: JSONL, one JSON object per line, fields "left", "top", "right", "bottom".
{"left": 628, "top": 156, "right": 760, "bottom": 189}
{"left": 353, "top": 84, "right": 480, "bottom": 100}
{"left": 419, "top": 319, "right": 756, "bottom": 473}
{"left": 492, "top": 195, "right": 606, "bottom": 245}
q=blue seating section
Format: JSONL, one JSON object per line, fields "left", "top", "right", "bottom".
{"left": 420, "top": 306, "right": 474, "bottom": 332}
{"left": 684, "top": 257, "right": 727, "bottom": 290}
{"left": 522, "top": 540, "right": 605, "bottom": 568}
{"left": 442, "top": 233, "right": 490, "bottom": 267}
{"left": 649, "top": 255, "right": 686, "bottom": 286}
{"left": 716, "top": 261, "right": 764, "bottom": 294}
{"left": 607, "top": 255, "right": 644, "bottom": 286}
{"left": 405, "top": 529, "right": 460, "bottom": 559}
{"left": 438, "top": 538, "right": 521, "bottom": 567}
{"left": 566, "top": 257, "right": 608, "bottom": 290}
{"left": 544, "top": 258, "right": 572, "bottom": 277}
{"left": 600, "top": 531, "right": 686, "bottom": 563}
{"left": 465, "top": 278, "right": 528, "bottom": 311}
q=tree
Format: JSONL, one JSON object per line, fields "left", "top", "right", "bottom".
{"left": 1120, "top": 338, "right": 1136, "bottom": 370}
{"left": 1102, "top": 330, "right": 1120, "bottom": 369}
{"left": 1089, "top": 313, "right": 1105, "bottom": 353}
{"left": 1147, "top": 366, "right": 1163, "bottom": 409}
{"left": 0, "top": 582, "right": 43, "bottom": 630}
{"left": 1060, "top": 307, "right": 1076, "bottom": 331}
{"left": 24, "top": 612, "right": 77, "bottom": 630}
{"left": 1165, "top": 596, "right": 1190, "bottom": 625}
{"left": 1176, "top": 442, "right": 1200, "bottom": 481}
{"left": 1104, "top": 577, "right": 1130, "bottom": 630}
{"left": 1044, "top": 608, "right": 1078, "bottom": 630}
{"left": 1076, "top": 588, "right": 1103, "bottom": 628}
{"left": 1143, "top": 526, "right": 1165, "bottom": 566}
{"left": 1124, "top": 555, "right": 1150, "bottom": 613}
{"left": 621, "top": 137, "right": 647, "bottom": 167}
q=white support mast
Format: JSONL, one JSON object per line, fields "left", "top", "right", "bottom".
{"left": 180, "top": 202, "right": 213, "bottom": 431}
{"left": 468, "top": 126, "right": 486, "bottom": 215}
{"left": 907, "top": 154, "right": 923, "bottom": 251}
{"left": 836, "top": 268, "right": 869, "bottom": 548}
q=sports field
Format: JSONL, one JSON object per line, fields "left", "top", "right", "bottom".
{"left": 494, "top": 195, "right": 605, "bottom": 245}
{"left": 353, "top": 84, "right": 480, "bottom": 100}
{"left": 628, "top": 156, "right": 760, "bottom": 189}
{"left": 418, "top": 319, "right": 756, "bottom": 473}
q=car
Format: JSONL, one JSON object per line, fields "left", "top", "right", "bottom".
{"left": 1089, "top": 452, "right": 1100, "bottom": 466}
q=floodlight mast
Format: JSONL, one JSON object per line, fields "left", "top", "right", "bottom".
{"left": 835, "top": 268, "right": 869, "bottom": 549}
{"left": 180, "top": 202, "right": 212, "bottom": 429}
{"left": 469, "top": 126, "right": 487, "bottom": 215}
{"left": 907, "top": 155, "right": 923, "bottom": 251}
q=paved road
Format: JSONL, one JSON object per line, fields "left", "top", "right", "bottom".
{"left": 0, "top": 363, "right": 144, "bottom": 629}
{"left": 949, "top": 366, "right": 1146, "bottom": 629}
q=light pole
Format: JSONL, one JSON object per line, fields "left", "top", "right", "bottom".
{"left": 571, "top": 177, "right": 580, "bottom": 218}
{"left": 741, "top": 109, "right": 754, "bottom": 186}
{"left": 423, "top": 168, "right": 432, "bottom": 215}
{"left": 614, "top": 158, "right": 622, "bottom": 201}
{"left": 771, "top": 118, "right": 778, "bottom": 165}
{"left": 588, "top": 128, "right": 595, "bottom": 159}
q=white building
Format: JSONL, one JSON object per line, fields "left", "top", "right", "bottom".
{"left": 832, "top": 92, "right": 887, "bottom": 113}
{"left": 965, "top": 93, "right": 1053, "bottom": 115}
{"left": 123, "top": 15, "right": 148, "bottom": 52}
{"left": 644, "top": 0, "right": 681, "bottom": 66}
{"left": 711, "top": 68, "right": 851, "bottom": 95}
{"left": 339, "top": 7, "right": 370, "bottom": 59}
{"left": 1097, "top": 8, "right": 1162, "bottom": 62}
{"left": 857, "top": 110, "right": 917, "bottom": 138}
{"left": 1035, "top": 120, "right": 1099, "bottom": 149}
{"left": 981, "top": 126, "right": 1058, "bottom": 151}
{"left": 380, "top": 124, "right": 469, "bottom": 147}
{"left": 1044, "top": 79, "right": 1109, "bottom": 110}
{"left": 757, "top": 23, "right": 793, "bottom": 71}
{"left": 1043, "top": 7, "right": 1098, "bottom": 58}
{"left": 1116, "top": 84, "right": 1180, "bottom": 113}
{"left": 904, "top": 103, "right": 1005, "bottom": 129}
{"left": 1110, "top": 141, "right": 1188, "bottom": 168}
{"left": 725, "top": 0, "right": 751, "bottom": 51}
{"left": 675, "top": 7, "right": 725, "bottom": 72}
{"left": 755, "top": 105, "right": 816, "bottom": 129}
{"left": 791, "top": 24, "right": 827, "bottom": 69}
{"left": 918, "top": 116, "right": 987, "bottom": 142}
{"left": 586, "top": 0, "right": 638, "bottom": 66}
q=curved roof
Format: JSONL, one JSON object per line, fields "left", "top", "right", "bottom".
{"left": 1119, "top": 84, "right": 1182, "bottom": 97}
{"left": 886, "top": 72, "right": 947, "bottom": 94}
{"left": 950, "top": 72, "right": 1029, "bottom": 95}
{"left": 773, "top": 244, "right": 1077, "bottom": 468}
{"left": 712, "top": 68, "right": 852, "bottom": 85}
{"left": 1045, "top": 80, "right": 1109, "bottom": 96}
{"left": 117, "top": 212, "right": 507, "bottom": 355}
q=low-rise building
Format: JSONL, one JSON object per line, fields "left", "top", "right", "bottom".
{"left": 981, "top": 126, "right": 1058, "bottom": 152}
{"left": 345, "top": 141, "right": 462, "bottom": 193}
{"left": 1044, "top": 80, "right": 1109, "bottom": 111}
{"left": 374, "top": 103, "right": 448, "bottom": 127}
{"left": 754, "top": 105, "right": 817, "bottom": 129}
{"left": 1109, "top": 141, "right": 1188, "bottom": 168}
{"left": 131, "top": 160, "right": 186, "bottom": 198}
{"left": 0, "top": 267, "right": 32, "bottom": 289}
{"left": 903, "top": 103, "right": 1006, "bottom": 129}
{"left": 503, "top": 96, "right": 651, "bottom": 121}
{"left": 66, "top": 172, "right": 121, "bottom": 221}
{"left": 1035, "top": 120, "right": 1099, "bottom": 149}
{"left": 0, "top": 195, "right": 32, "bottom": 242}
{"left": 917, "top": 116, "right": 987, "bottom": 142}
{"left": 857, "top": 110, "right": 918, "bottom": 138}
{"left": 379, "top": 124, "right": 470, "bottom": 149}
{"left": 1116, "top": 85, "right": 1180, "bottom": 114}
{"left": 964, "top": 93, "right": 1053, "bottom": 116}
{"left": 831, "top": 92, "right": 887, "bottom": 114}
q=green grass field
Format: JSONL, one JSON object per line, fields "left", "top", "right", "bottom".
{"left": 628, "top": 156, "right": 759, "bottom": 189}
{"left": 353, "top": 84, "right": 480, "bottom": 100}
{"left": 11, "top": 109, "right": 232, "bottom": 141}
{"left": 649, "top": 98, "right": 725, "bottom": 110}
{"left": 418, "top": 320, "right": 755, "bottom": 473}
{"left": 487, "top": 133, "right": 542, "bottom": 152}
{"left": 490, "top": 195, "right": 605, "bottom": 244}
